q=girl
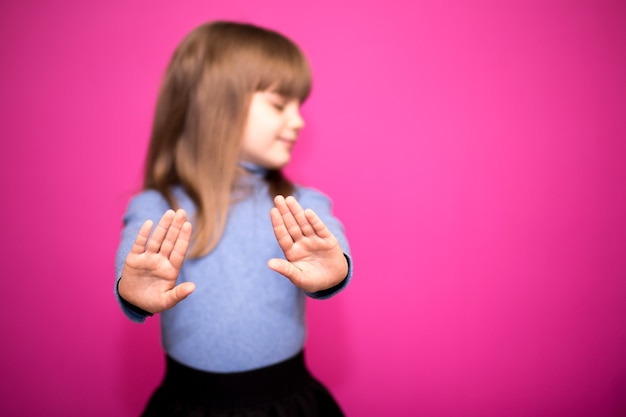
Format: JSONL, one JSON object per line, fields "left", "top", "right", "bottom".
{"left": 115, "top": 21, "right": 353, "bottom": 417}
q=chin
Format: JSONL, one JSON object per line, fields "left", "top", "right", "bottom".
{"left": 269, "top": 163, "right": 289, "bottom": 171}
{"left": 268, "top": 158, "right": 291, "bottom": 170}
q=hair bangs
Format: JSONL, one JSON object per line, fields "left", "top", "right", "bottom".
{"left": 251, "top": 36, "right": 312, "bottom": 102}
{"left": 264, "top": 56, "right": 312, "bottom": 102}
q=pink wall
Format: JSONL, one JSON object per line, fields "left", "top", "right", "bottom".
{"left": 1, "top": 1, "right": 625, "bottom": 416}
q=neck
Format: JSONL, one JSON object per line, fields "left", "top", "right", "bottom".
{"left": 239, "top": 160, "right": 269, "bottom": 175}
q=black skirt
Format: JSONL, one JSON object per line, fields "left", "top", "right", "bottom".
{"left": 141, "top": 351, "right": 345, "bottom": 417}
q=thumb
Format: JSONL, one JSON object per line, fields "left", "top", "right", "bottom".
{"left": 169, "top": 282, "right": 196, "bottom": 306}
{"left": 268, "top": 259, "right": 302, "bottom": 285}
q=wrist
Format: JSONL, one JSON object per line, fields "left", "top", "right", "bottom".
{"left": 117, "top": 277, "right": 154, "bottom": 317}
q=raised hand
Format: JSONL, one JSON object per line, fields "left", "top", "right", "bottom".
{"left": 118, "top": 209, "right": 196, "bottom": 314}
{"left": 268, "top": 195, "right": 348, "bottom": 293}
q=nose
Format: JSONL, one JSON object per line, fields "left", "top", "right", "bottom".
{"left": 288, "top": 108, "right": 305, "bottom": 131}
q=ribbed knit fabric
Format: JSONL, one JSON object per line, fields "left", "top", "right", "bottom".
{"left": 114, "top": 167, "right": 352, "bottom": 373}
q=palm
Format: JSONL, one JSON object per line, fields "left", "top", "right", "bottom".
{"left": 268, "top": 196, "right": 348, "bottom": 293}
{"left": 119, "top": 209, "right": 195, "bottom": 313}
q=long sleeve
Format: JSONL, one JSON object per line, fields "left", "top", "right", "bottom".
{"left": 114, "top": 190, "right": 172, "bottom": 323}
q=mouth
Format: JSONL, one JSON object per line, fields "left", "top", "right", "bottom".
{"left": 277, "top": 137, "right": 297, "bottom": 147}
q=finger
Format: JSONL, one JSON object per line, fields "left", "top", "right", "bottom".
{"left": 285, "top": 196, "right": 315, "bottom": 236}
{"left": 169, "top": 221, "right": 192, "bottom": 269}
{"left": 159, "top": 209, "right": 187, "bottom": 258}
{"left": 267, "top": 258, "right": 303, "bottom": 285}
{"left": 274, "top": 195, "right": 302, "bottom": 240}
{"left": 159, "top": 281, "right": 196, "bottom": 311}
{"left": 146, "top": 210, "right": 175, "bottom": 253}
{"left": 304, "top": 208, "right": 332, "bottom": 239}
{"left": 172, "top": 282, "right": 196, "bottom": 303}
{"left": 270, "top": 207, "right": 294, "bottom": 249}
{"left": 130, "top": 220, "right": 154, "bottom": 254}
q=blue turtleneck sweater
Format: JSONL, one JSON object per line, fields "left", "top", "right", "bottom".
{"left": 114, "top": 168, "right": 352, "bottom": 373}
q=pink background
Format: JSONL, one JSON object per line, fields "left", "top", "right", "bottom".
{"left": 1, "top": 1, "right": 625, "bottom": 416}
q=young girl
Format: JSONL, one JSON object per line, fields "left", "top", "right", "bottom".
{"left": 114, "top": 21, "right": 353, "bottom": 417}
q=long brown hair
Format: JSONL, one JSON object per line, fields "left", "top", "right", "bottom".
{"left": 143, "top": 21, "right": 312, "bottom": 257}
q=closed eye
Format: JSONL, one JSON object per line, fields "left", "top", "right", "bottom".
{"left": 271, "top": 102, "right": 286, "bottom": 111}
{"left": 263, "top": 91, "right": 288, "bottom": 111}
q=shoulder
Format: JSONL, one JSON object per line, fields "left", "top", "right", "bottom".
{"left": 124, "top": 189, "right": 179, "bottom": 224}
{"left": 295, "top": 185, "right": 330, "bottom": 203}
{"left": 294, "top": 186, "right": 334, "bottom": 213}
{"left": 126, "top": 189, "right": 170, "bottom": 213}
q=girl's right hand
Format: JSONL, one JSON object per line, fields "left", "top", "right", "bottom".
{"left": 118, "top": 209, "right": 196, "bottom": 314}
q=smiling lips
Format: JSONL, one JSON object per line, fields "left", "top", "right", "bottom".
{"left": 278, "top": 137, "right": 297, "bottom": 148}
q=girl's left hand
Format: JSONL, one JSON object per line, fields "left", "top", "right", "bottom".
{"left": 268, "top": 195, "right": 348, "bottom": 293}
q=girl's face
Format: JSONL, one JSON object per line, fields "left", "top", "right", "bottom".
{"left": 240, "top": 91, "right": 305, "bottom": 169}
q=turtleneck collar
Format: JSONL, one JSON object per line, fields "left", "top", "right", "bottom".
{"left": 239, "top": 161, "right": 269, "bottom": 176}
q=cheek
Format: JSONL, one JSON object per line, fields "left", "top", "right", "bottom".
{"left": 255, "top": 120, "right": 280, "bottom": 142}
